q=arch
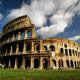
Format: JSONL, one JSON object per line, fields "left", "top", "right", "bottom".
{"left": 64, "top": 44, "right": 67, "bottom": 48}
{"left": 10, "top": 56, "right": 15, "bottom": 68}
{"left": 34, "top": 43, "right": 40, "bottom": 51}
{"left": 44, "top": 46, "right": 48, "bottom": 51}
{"left": 17, "top": 56, "right": 22, "bottom": 68}
{"left": 58, "top": 59, "right": 64, "bottom": 68}
{"left": 70, "top": 60, "right": 74, "bottom": 68}
{"left": 21, "top": 31, "right": 25, "bottom": 40}
{"left": 52, "top": 59, "right": 56, "bottom": 67}
{"left": 50, "top": 45, "right": 55, "bottom": 51}
{"left": 69, "top": 49, "right": 72, "bottom": 56}
{"left": 27, "top": 31, "right": 32, "bottom": 39}
{"left": 72, "top": 50, "right": 75, "bottom": 56}
{"left": 12, "top": 44, "right": 16, "bottom": 53}
{"left": 25, "top": 58, "right": 30, "bottom": 69}
{"left": 66, "top": 60, "right": 70, "bottom": 68}
{"left": 7, "top": 45, "right": 10, "bottom": 54}
{"left": 34, "top": 58, "right": 40, "bottom": 68}
{"left": 43, "top": 58, "right": 49, "bottom": 69}
{"left": 19, "top": 42, "right": 23, "bottom": 52}
{"left": 65, "top": 49, "right": 68, "bottom": 56}
{"left": 74, "top": 61, "right": 77, "bottom": 69}
{"left": 60, "top": 48, "right": 64, "bottom": 55}
{"left": 4, "top": 57, "right": 9, "bottom": 68}
{"left": 26, "top": 43, "right": 31, "bottom": 51}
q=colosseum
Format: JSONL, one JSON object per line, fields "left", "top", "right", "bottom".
{"left": 0, "top": 15, "right": 80, "bottom": 69}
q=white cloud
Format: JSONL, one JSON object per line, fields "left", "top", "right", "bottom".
{"left": 7, "top": 0, "right": 80, "bottom": 38}
{"left": 69, "top": 35, "right": 80, "bottom": 41}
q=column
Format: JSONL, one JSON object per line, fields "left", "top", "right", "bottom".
{"left": 31, "top": 41, "right": 34, "bottom": 52}
{"left": 10, "top": 45, "right": 13, "bottom": 55}
{"left": 76, "top": 62, "right": 78, "bottom": 68}
{"left": 71, "top": 49, "right": 73, "bottom": 57}
{"left": 23, "top": 42, "right": 26, "bottom": 54}
{"left": 14, "top": 57, "right": 17, "bottom": 69}
{"left": 64, "top": 59, "right": 67, "bottom": 68}
{"left": 24, "top": 30, "right": 28, "bottom": 39}
{"left": 67, "top": 49, "right": 70, "bottom": 57}
{"left": 73, "top": 61, "right": 75, "bottom": 69}
{"left": 8, "top": 58, "right": 11, "bottom": 67}
{"left": 32, "top": 28, "right": 35, "bottom": 39}
{"left": 69, "top": 60, "right": 71, "bottom": 68}
{"left": 16, "top": 44, "right": 19, "bottom": 54}
{"left": 18, "top": 32, "right": 21, "bottom": 40}
{"left": 39, "top": 57, "right": 43, "bottom": 69}
{"left": 30, "top": 57, "right": 34, "bottom": 69}
{"left": 56, "top": 59, "right": 59, "bottom": 69}
{"left": 22, "top": 57, "right": 26, "bottom": 69}
{"left": 40, "top": 40, "right": 43, "bottom": 52}
{"left": 49, "top": 57, "right": 53, "bottom": 69}
{"left": 63, "top": 48, "right": 65, "bottom": 56}
{"left": 13, "top": 34, "right": 15, "bottom": 41}
{"left": 5, "top": 48, "right": 7, "bottom": 56}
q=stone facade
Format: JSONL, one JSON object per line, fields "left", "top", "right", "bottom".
{"left": 0, "top": 15, "right": 80, "bottom": 69}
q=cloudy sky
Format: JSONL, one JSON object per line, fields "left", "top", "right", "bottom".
{"left": 0, "top": 0, "right": 80, "bottom": 42}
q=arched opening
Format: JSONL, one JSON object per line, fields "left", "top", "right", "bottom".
{"left": 66, "top": 60, "right": 70, "bottom": 68}
{"left": 50, "top": 45, "right": 55, "bottom": 51}
{"left": 34, "top": 58, "right": 40, "bottom": 68}
{"left": 70, "top": 60, "right": 74, "bottom": 68}
{"left": 60, "top": 48, "right": 64, "bottom": 55}
{"left": 4, "top": 57, "right": 9, "bottom": 68}
{"left": 15, "top": 33, "right": 18, "bottom": 40}
{"left": 10, "top": 56, "right": 15, "bottom": 68}
{"left": 7, "top": 45, "right": 10, "bottom": 54}
{"left": 25, "top": 58, "right": 30, "bottom": 69}
{"left": 26, "top": 43, "right": 31, "bottom": 51}
{"left": 58, "top": 59, "right": 64, "bottom": 68}
{"left": 69, "top": 49, "right": 72, "bottom": 56}
{"left": 72, "top": 50, "right": 75, "bottom": 56}
{"left": 52, "top": 59, "right": 56, "bottom": 68}
{"left": 27, "top": 31, "right": 32, "bottom": 39}
{"left": 19, "top": 42, "right": 23, "bottom": 52}
{"left": 17, "top": 56, "right": 22, "bottom": 68}
{"left": 21, "top": 31, "right": 25, "bottom": 40}
{"left": 44, "top": 46, "right": 48, "bottom": 51}
{"left": 74, "top": 61, "right": 77, "bottom": 68}
{"left": 43, "top": 58, "right": 49, "bottom": 69}
{"left": 64, "top": 44, "right": 67, "bottom": 48}
{"left": 12, "top": 44, "right": 16, "bottom": 53}
{"left": 34, "top": 43, "right": 40, "bottom": 52}
{"left": 65, "top": 49, "right": 68, "bottom": 56}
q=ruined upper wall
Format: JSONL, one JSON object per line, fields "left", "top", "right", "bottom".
{"left": 3, "top": 15, "right": 34, "bottom": 34}
{"left": 42, "top": 38, "right": 80, "bottom": 50}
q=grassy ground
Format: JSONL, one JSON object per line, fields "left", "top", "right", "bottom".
{"left": 0, "top": 69, "right": 80, "bottom": 80}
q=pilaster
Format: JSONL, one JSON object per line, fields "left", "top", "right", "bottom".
{"left": 16, "top": 44, "right": 19, "bottom": 54}
{"left": 22, "top": 57, "right": 26, "bottom": 69}
{"left": 30, "top": 57, "right": 34, "bottom": 69}
{"left": 23, "top": 42, "right": 26, "bottom": 54}
{"left": 14, "top": 57, "right": 17, "bottom": 69}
